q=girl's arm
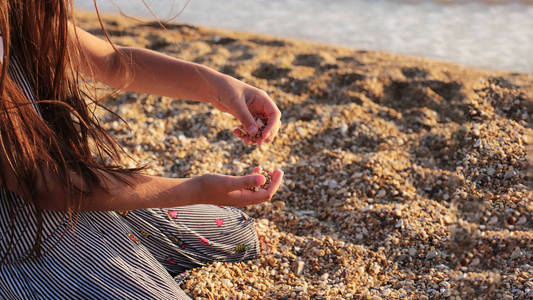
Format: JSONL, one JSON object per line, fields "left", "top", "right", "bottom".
{"left": 72, "top": 25, "right": 222, "bottom": 103}
{"left": 37, "top": 169, "right": 278, "bottom": 211}
{"left": 70, "top": 25, "right": 281, "bottom": 144}
{"left": 0, "top": 148, "right": 281, "bottom": 211}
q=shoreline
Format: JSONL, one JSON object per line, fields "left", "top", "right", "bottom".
{"left": 75, "top": 10, "right": 532, "bottom": 299}
{"left": 77, "top": 8, "right": 533, "bottom": 74}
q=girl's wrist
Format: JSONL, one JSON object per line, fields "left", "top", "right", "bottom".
{"left": 207, "top": 71, "right": 242, "bottom": 103}
{"left": 150, "top": 176, "right": 200, "bottom": 208}
{"left": 185, "top": 175, "right": 207, "bottom": 205}
{"left": 191, "top": 64, "right": 229, "bottom": 104}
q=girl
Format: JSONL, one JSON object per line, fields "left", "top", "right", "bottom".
{"left": 0, "top": 1, "right": 283, "bottom": 299}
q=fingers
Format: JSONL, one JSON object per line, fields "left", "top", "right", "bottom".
{"left": 233, "top": 97, "right": 259, "bottom": 136}
{"left": 262, "top": 108, "right": 281, "bottom": 143}
{"left": 266, "top": 169, "right": 283, "bottom": 196}
{"left": 223, "top": 174, "right": 265, "bottom": 192}
{"left": 226, "top": 189, "right": 270, "bottom": 206}
{"left": 225, "top": 169, "right": 284, "bottom": 206}
{"left": 233, "top": 128, "right": 244, "bottom": 138}
{"left": 232, "top": 89, "right": 281, "bottom": 146}
{"left": 250, "top": 91, "right": 281, "bottom": 144}
{"left": 233, "top": 127, "right": 253, "bottom": 144}
{"left": 233, "top": 128, "right": 249, "bottom": 142}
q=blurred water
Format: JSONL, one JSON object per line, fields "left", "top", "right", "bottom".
{"left": 74, "top": 0, "right": 533, "bottom": 73}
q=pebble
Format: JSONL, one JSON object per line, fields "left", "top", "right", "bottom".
{"left": 487, "top": 167, "right": 496, "bottom": 176}
{"left": 470, "top": 258, "right": 480, "bottom": 267}
{"left": 455, "top": 273, "right": 467, "bottom": 280}
{"left": 488, "top": 216, "right": 498, "bottom": 225}
{"left": 292, "top": 286, "right": 305, "bottom": 292}
{"left": 293, "top": 260, "right": 305, "bottom": 276}
{"left": 440, "top": 288, "right": 451, "bottom": 297}
{"left": 393, "top": 208, "right": 402, "bottom": 217}
{"left": 472, "top": 124, "right": 481, "bottom": 136}
{"left": 298, "top": 210, "right": 315, "bottom": 216}
{"left": 357, "top": 266, "right": 365, "bottom": 275}
{"left": 440, "top": 281, "right": 451, "bottom": 289}
{"left": 328, "top": 179, "right": 338, "bottom": 189}
{"left": 296, "top": 127, "right": 306, "bottom": 136}
{"left": 267, "top": 257, "right": 278, "bottom": 267}
{"left": 395, "top": 219, "right": 403, "bottom": 228}
{"left": 221, "top": 278, "right": 233, "bottom": 289}
{"left": 426, "top": 250, "right": 439, "bottom": 260}
{"left": 272, "top": 201, "right": 285, "bottom": 210}
{"left": 370, "top": 263, "right": 381, "bottom": 275}
{"left": 516, "top": 216, "right": 527, "bottom": 225}
{"left": 510, "top": 248, "right": 523, "bottom": 260}
{"left": 339, "top": 124, "right": 348, "bottom": 136}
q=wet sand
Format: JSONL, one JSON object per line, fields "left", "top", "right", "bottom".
{"left": 76, "top": 11, "right": 532, "bottom": 299}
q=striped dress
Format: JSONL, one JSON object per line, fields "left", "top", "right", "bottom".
{"left": 0, "top": 53, "right": 260, "bottom": 299}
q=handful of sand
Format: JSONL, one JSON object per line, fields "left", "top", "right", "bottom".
{"left": 247, "top": 170, "right": 272, "bottom": 192}
{"left": 239, "top": 115, "right": 268, "bottom": 142}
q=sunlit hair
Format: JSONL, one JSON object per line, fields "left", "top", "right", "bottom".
{"left": 0, "top": 0, "right": 142, "bottom": 263}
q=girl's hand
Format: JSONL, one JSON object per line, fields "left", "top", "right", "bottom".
{"left": 210, "top": 75, "right": 281, "bottom": 145}
{"left": 191, "top": 168, "right": 283, "bottom": 207}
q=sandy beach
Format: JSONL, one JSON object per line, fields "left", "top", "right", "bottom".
{"left": 75, "top": 11, "right": 532, "bottom": 299}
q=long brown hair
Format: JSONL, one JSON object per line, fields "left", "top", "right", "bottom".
{"left": 0, "top": 0, "right": 139, "bottom": 262}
